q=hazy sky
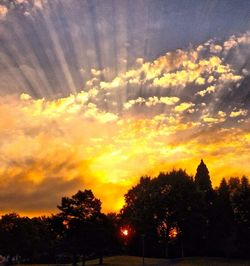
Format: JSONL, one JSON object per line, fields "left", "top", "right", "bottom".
{"left": 0, "top": 0, "right": 250, "bottom": 216}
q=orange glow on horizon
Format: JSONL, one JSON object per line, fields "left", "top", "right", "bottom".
{"left": 0, "top": 31, "right": 249, "bottom": 217}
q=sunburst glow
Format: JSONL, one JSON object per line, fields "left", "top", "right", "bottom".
{"left": 0, "top": 0, "right": 250, "bottom": 216}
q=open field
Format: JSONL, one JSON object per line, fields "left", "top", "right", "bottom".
{"left": 85, "top": 256, "right": 250, "bottom": 266}
{"left": 19, "top": 256, "right": 250, "bottom": 266}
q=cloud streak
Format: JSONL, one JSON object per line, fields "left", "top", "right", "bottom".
{"left": 0, "top": 1, "right": 250, "bottom": 216}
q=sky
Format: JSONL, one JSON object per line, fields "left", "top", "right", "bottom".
{"left": 0, "top": 0, "right": 250, "bottom": 216}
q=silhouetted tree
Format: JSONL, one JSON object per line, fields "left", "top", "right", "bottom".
{"left": 121, "top": 170, "right": 201, "bottom": 258}
{"left": 228, "top": 176, "right": 250, "bottom": 257}
{"left": 47, "top": 214, "right": 65, "bottom": 258}
{"left": 213, "top": 178, "right": 235, "bottom": 256}
{"left": 152, "top": 170, "right": 200, "bottom": 257}
{"left": 121, "top": 176, "right": 160, "bottom": 256}
{"left": 195, "top": 159, "right": 212, "bottom": 193}
{"left": 0, "top": 213, "right": 22, "bottom": 263}
{"left": 0, "top": 214, "right": 55, "bottom": 263}
{"left": 1, "top": 161, "right": 249, "bottom": 261}
{"left": 30, "top": 216, "right": 56, "bottom": 262}
{"left": 57, "top": 189, "right": 103, "bottom": 265}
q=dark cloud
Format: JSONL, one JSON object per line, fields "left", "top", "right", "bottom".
{"left": 0, "top": 154, "right": 87, "bottom": 213}
{"left": 0, "top": 173, "right": 82, "bottom": 212}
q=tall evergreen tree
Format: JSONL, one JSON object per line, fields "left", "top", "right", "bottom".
{"left": 194, "top": 160, "right": 216, "bottom": 255}
{"left": 194, "top": 159, "right": 212, "bottom": 192}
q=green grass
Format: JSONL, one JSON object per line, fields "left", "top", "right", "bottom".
{"left": 85, "top": 256, "right": 250, "bottom": 266}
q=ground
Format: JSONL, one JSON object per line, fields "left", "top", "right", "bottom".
{"left": 85, "top": 256, "right": 250, "bottom": 266}
{"left": 19, "top": 256, "right": 250, "bottom": 266}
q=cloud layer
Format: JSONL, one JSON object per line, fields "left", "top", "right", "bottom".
{"left": 0, "top": 1, "right": 250, "bottom": 215}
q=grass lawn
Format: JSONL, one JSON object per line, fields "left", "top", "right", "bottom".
{"left": 19, "top": 256, "right": 250, "bottom": 266}
{"left": 85, "top": 255, "right": 250, "bottom": 266}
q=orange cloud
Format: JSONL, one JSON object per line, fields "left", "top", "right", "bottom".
{"left": 0, "top": 32, "right": 250, "bottom": 217}
{"left": 0, "top": 92, "right": 249, "bottom": 216}
{"left": 0, "top": 5, "right": 8, "bottom": 19}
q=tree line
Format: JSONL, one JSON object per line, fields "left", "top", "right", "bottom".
{"left": 0, "top": 160, "right": 249, "bottom": 264}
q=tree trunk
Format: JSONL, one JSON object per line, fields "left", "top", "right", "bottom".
{"left": 98, "top": 254, "right": 103, "bottom": 265}
{"left": 8, "top": 255, "right": 13, "bottom": 265}
{"left": 165, "top": 242, "right": 169, "bottom": 258}
{"left": 82, "top": 254, "right": 86, "bottom": 266}
{"left": 180, "top": 237, "right": 184, "bottom": 258}
{"left": 72, "top": 253, "right": 77, "bottom": 266}
{"left": 165, "top": 227, "right": 170, "bottom": 258}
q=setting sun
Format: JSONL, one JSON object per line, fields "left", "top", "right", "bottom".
{"left": 0, "top": 0, "right": 250, "bottom": 264}
{"left": 121, "top": 229, "right": 129, "bottom": 237}
{"left": 0, "top": 0, "right": 249, "bottom": 220}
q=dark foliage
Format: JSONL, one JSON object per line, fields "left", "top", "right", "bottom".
{"left": 0, "top": 160, "right": 249, "bottom": 263}
{"left": 120, "top": 160, "right": 250, "bottom": 259}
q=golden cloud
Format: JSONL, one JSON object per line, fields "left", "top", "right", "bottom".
{"left": 174, "top": 102, "right": 195, "bottom": 113}
{"left": 1, "top": 32, "right": 250, "bottom": 216}
{"left": 0, "top": 92, "right": 249, "bottom": 216}
{"left": 123, "top": 96, "right": 180, "bottom": 110}
{"left": 230, "top": 109, "right": 248, "bottom": 118}
{"left": 0, "top": 5, "right": 8, "bottom": 19}
{"left": 197, "top": 85, "right": 216, "bottom": 97}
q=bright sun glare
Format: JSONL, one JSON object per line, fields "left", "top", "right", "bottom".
{"left": 121, "top": 229, "right": 129, "bottom": 236}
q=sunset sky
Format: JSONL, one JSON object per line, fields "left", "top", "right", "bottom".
{"left": 0, "top": 0, "right": 250, "bottom": 216}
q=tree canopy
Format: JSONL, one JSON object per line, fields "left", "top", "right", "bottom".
{"left": 0, "top": 160, "right": 250, "bottom": 262}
